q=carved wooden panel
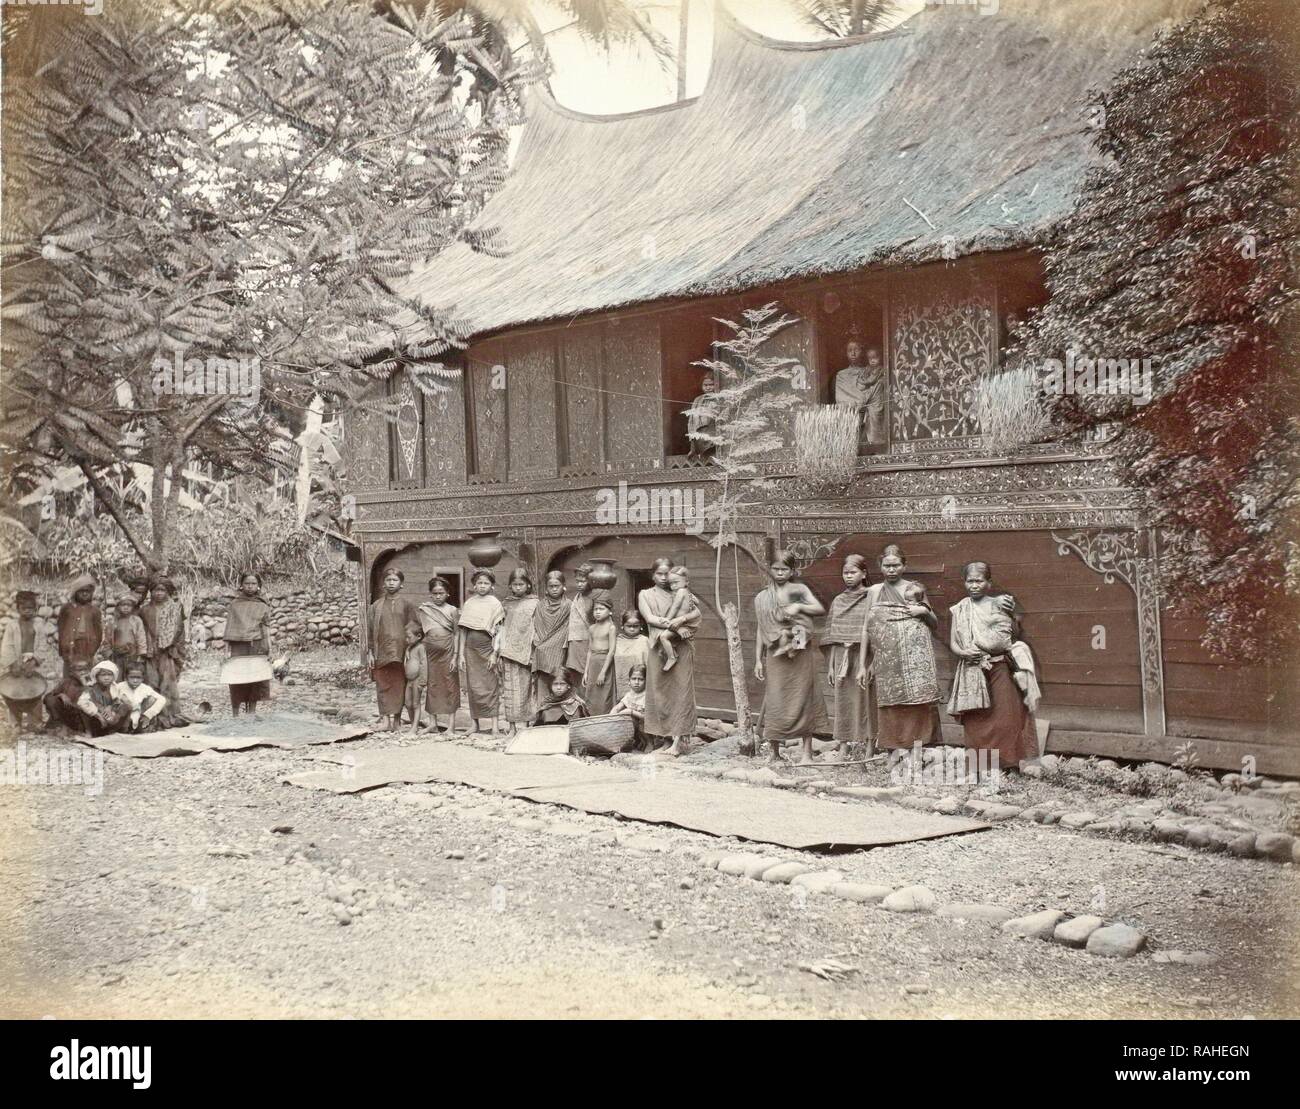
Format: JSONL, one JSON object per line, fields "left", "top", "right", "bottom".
{"left": 604, "top": 315, "right": 662, "bottom": 464}
{"left": 468, "top": 339, "right": 507, "bottom": 479}
{"left": 421, "top": 363, "right": 467, "bottom": 488}
{"left": 889, "top": 276, "right": 995, "bottom": 442}
{"left": 506, "top": 331, "right": 558, "bottom": 478}
{"left": 561, "top": 323, "right": 603, "bottom": 468}
{"left": 391, "top": 372, "right": 423, "bottom": 484}
{"left": 342, "top": 380, "right": 389, "bottom": 492}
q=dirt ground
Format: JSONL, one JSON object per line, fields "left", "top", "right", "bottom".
{"left": 2, "top": 649, "right": 1297, "bottom": 1019}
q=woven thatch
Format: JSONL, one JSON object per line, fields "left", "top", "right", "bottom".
{"left": 400, "top": 0, "right": 1200, "bottom": 339}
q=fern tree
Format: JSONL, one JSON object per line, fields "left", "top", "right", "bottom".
{"left": 1011, "top": 0, "right": 1298, "bottom": 660}
{"left": 1, "top": 0, "right": 532, "bottom": 572}
{"left": 687, "top": 304, "right": 803, "bottom": 756}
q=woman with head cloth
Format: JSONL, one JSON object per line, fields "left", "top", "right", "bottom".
{"left": 753, "top": 549, "right": 830, "bottom": 764}
{"left": 855, "top": 544, "right": 942, "bottom": 751}
{"left": 140, "top": 576, "right": 186, "bottom": 711}
{"left": 821, "top": 553, "right": 874, "bottom": 761}
{"left": 638, "top": 557, "right": 698, "bottom": 756}
{"left": 531, "top": 570, "right": 572, "bottom": 706}
{"left": 56, "top": 573, "right": 102, "bottom": 678}
{"left": 947, "top": 561, "right": 1041, "bottom": 769}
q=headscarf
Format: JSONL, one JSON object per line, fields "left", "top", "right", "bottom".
{"left": 68, "top": 573, "right": 96, "bottom": 597}
{"left": 91, "top": 660, "right": 119, "bottom": 682}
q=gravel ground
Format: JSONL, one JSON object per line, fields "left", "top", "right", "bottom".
{"left": 2, "top": 650, "right": 1297, "bottom": 1019}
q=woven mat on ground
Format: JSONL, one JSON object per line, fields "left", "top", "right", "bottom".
{"left": 72, "top": 714, "right": 370, "bottom": 758}
{"left": 283, "top": 743, "right": 987, "bottom": 850}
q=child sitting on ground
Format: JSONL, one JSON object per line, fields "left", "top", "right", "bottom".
{"left": 531, "top": 674, "right": 589, "bottom": 726}
{"left": 403, "top": 625, "right": 427, "bottom": 735}
{"left": 116, "top": 661, "right": 168, "bottom": 733}
{"left": 654, "top": 566, "right": 702, "bottom": 672}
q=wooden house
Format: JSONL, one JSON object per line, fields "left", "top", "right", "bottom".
{"left": 342, "top": 0, "right": 1299, "bottom": 774}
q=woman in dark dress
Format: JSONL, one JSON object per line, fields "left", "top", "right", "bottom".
{"left": 638, "top": 557, "right": 698, "bottom": 756}
{"left": 368, "top": 567, "right": 418, "bottom": 731}
{"left": 417, "top": 576, "right": 460, "bottom": 734}
{"left": 754, "top": 550, "right": 829, "bottom": 764}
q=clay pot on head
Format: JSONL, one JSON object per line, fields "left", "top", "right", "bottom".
{"left": 587, "top": 557, "right": 618, "bottom": 591}
{"left": 467, "top": 529, "right": 504, "bottom": 569}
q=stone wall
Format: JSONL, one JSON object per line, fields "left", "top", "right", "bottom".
{"left": 0, "top": 574, "right": 359, "bottom": 651}
{"left": 191, "top": 579, "right": 359, "bottom": 651}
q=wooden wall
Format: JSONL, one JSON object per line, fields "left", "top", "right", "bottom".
{"left": 797, "top": 530, "right": 1146, "bottom": 736}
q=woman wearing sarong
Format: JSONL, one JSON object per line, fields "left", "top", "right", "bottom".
{"left": 564, "top": 562, "right": 594, "bottom": 689}
{"left": 140, "top": 576, "right": 188, "bottom": 726}
{"left": 855, "top": 545, "right": 942, "bottom": 750}
{"left": 612, "top": 608, "right": 649, "bottom": 701}
{"left": 948, "top": 561, "right": 1041, "bottom": 770}
{"left": 754, "top": 550, "right": 829, "bottom": 764}
{"left": 638, "top": 557, "right": 697, "bottom": 756}
{"left": 417, "top": 576, "right": 460, "bottom": 734}
{"left": 457, "top": 569, "right": 505, "bottom": 736}
{"left": 821, "top": 554, "right": 874, "bottom": 762}
{"left": 532, "top": 570, "right": 572, "bottom": 704}
{"left": 226, "top": 572, "right": 275, "bottom": 716}
{"left": 368, "top": 568, "right": 418, "bottom": 730}
{"left": 498, "top": 568, "right": 539, "bottom": 734}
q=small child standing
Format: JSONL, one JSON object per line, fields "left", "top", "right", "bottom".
{"left": 654, "top": 566, "right": 702, "bottom": 671}
{"left": 403, "top": 626, "right": 427, "bottom": 735}
{"left": 106, "top": 596, "right": 148, "bottom": 674}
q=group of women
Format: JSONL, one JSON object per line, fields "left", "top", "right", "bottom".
{"left": 366, "top": 557, "right": 695, "bottom": 750}
{"left": 767, "top": 544, "right": 1041, "bottom": 769}
{"left": 364, "top": 544, "right": 1041, "bottom": 769}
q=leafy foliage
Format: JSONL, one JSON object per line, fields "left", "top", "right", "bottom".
{"left": 686, "top": 304, "right": 804, "bottom": 751}
{"left": 1011, "top": 0, "right": 1299, "bottom": 660}
{"left": 789, "top": 0, "right": 898, "bottom": 38}
{"left": 1, "top": 0, "right": 533, "bottom": 569}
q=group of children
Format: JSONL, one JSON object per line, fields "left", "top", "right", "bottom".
{"left": 0, "top": 573, "right": 187, "bottom": 736}
{"left": 367, "top": 559, "right": 712, "bottom": 748}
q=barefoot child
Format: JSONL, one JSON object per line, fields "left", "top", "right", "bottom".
{"left": 403, "top": 625, "right": 427, "bottom": 735}
{"left": 653, "top": 567, "right": 701, "bottom": 671}
{"left": 116, "top": 661, "right": 168, "bottom": 733}
{"left": 582, "top": 591, "right": 617, "bottom": 713}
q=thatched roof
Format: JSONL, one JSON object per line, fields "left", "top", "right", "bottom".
{"left": 401, "top": 0, "right": 1199, "bottom": 339}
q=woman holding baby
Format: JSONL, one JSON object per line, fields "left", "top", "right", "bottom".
{"left": 856, "top": 544, "right": 943, "bottom": 751}
{"left": 947, "top": 560, "right": 1041, "bottom": 767}
{"left": 638, "top": 556, "right": 698, "bottom": 756}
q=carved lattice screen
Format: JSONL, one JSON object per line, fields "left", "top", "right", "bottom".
{"left": 889, "top": 275, "right": 996, "bottom": 447}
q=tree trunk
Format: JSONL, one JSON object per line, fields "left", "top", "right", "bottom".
{"left": 721, "top": 601, "right": 754, "bottom": 756}
{"left": 714, "top": 531, "right": 755, "bottom": 757}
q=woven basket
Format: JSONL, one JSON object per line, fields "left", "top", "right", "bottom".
{"left": 569, "top": 713, "right": 636, "bottom": 757}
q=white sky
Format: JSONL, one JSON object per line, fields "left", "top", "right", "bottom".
{"left": 544, "top": 0, "right": 926, "bottom": 115}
